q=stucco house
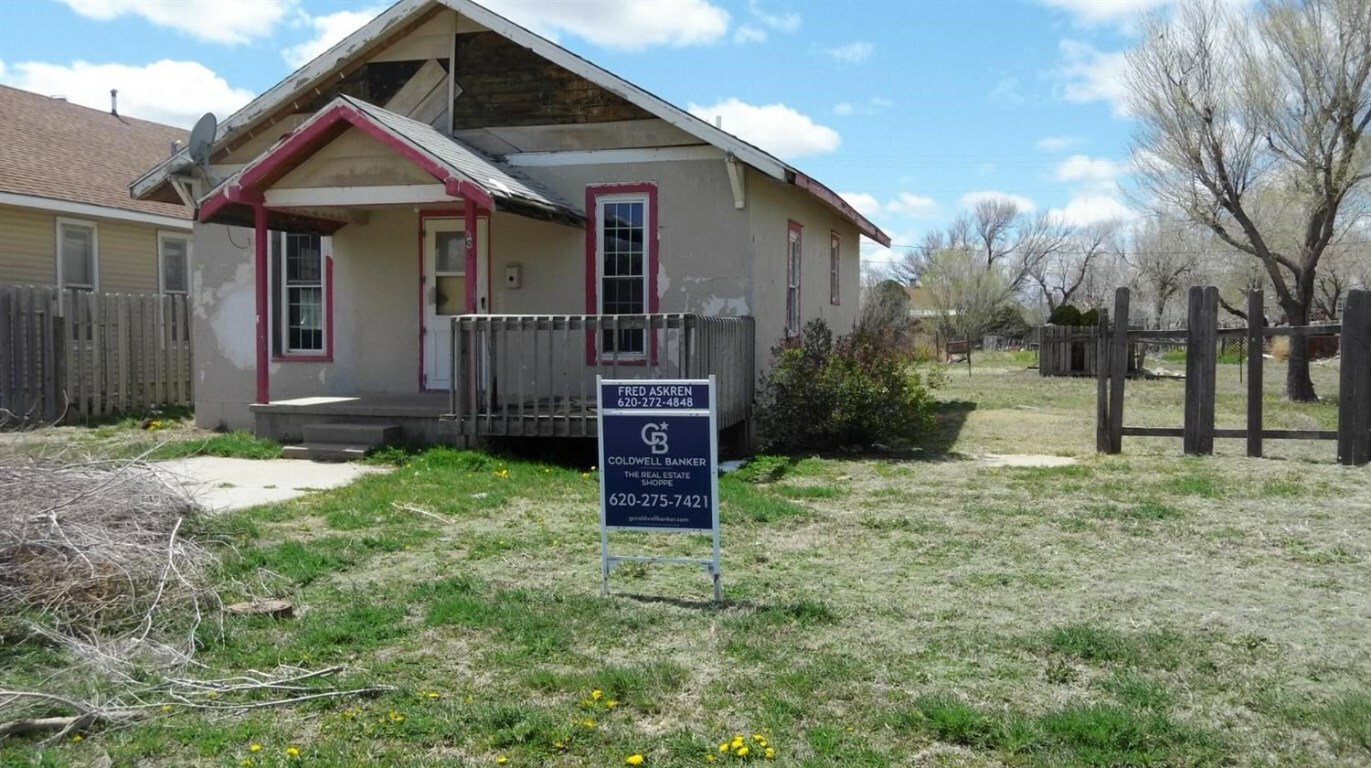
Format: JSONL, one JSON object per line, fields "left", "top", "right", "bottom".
{"left": 0, "top": 84, "right": 192, "bottom": 297}
{"left": 132, "top": 0, "right": 888, "bottom": 450}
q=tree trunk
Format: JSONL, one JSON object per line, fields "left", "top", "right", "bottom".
{"left": 1282, "top": 296, "right": 1318, "bottom": 402}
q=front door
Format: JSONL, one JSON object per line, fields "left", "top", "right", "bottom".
{"left": 423, "top": 217, "right": 487, "bottom": 390}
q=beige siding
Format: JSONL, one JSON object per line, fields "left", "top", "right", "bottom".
{"left": 0, "top": 204, "right": 56, "bottom": 285}
{"left": 0, "top": 203, "right": 181, "bottom": 293}
{"left": 273, "top": 128, "right": 436, "bottom": 189}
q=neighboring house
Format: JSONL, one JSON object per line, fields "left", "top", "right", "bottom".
{"left": 0, "top": 85, "right": 192, "bottom": 298}
{"left": 905, "top": 284, "right": 946, "bottom": 319}
{"left": 132, "top": 0, "right": 889, "bottom": 446}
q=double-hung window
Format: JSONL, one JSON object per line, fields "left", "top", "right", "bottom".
{"left": 786, "top": 221, "right": 802, "bottom": 336}
{"left": 159, "top": 233, "right": 191, "bottom": 295}
{"left": 57, "top": 218, "right": 98, "bottom": 293}
{"left": 594, "top": 190, "right": 652, "bottom": 357}
{"left": 271, "top": 232, "right": 328, "bottom": 357}
{"left": 829, "top": 231, "right": 841, "bottom": 306}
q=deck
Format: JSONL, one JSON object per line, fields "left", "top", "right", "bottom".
{"left": 250, "top": 392, "right": 453, "bottom": 444}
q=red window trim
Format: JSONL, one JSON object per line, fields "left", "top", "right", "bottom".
{"left": 829, "top": 230, "right": 841, "bottom": 306}
{"left": 272, "top": 253, "right": 334, "bottom": 363}
{"left": 786, "top": 220, "right": 803, "bottom": 337}
{"left": 585, "top": 182, "right": 659, "bottom": 366}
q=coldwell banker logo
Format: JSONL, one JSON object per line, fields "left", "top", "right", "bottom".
{"left": 640, "top": 422, "right": 669, "bottom": 454}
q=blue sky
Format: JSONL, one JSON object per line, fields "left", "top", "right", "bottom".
{"left": 0, "top": 0, "right": 1160, "bottom": 265}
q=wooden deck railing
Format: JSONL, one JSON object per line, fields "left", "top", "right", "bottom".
{"left": 447, "top": 314, "right": 755, "bottom": 438}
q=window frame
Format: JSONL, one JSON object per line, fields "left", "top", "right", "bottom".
{"left": 829, "top": 230, "right": 841, "bottom": 306}
{"left": 269, "top": 231, "right": 333, "bottom": 362}
{"left": 157, "top": 231, "right": 192, "bottom": 296}
{"left": 584, "top": 182, "right": 658, "bottom": 364}
{"left": 786, "top": 220, "right": 803, "bottom": 337}
{"left": 55, "top": 217, "right": 99, "bottom": 294}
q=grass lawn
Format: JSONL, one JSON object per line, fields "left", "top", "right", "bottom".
{"left": 2, "top": 356, "right": 1368, "bottom": 766}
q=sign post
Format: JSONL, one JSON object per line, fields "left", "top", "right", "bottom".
{"left": 597, "top": 376, "right": 721, "bottom": 602}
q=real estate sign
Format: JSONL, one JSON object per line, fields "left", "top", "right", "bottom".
{"left": 597, "top": 377, "right": 721, "bottom": 601}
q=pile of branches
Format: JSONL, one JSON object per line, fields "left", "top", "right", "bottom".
{"left": 0, "top": 456, "right": 216, "bottom": 661}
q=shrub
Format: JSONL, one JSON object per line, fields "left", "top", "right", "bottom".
{"left": 1079, "top": 308, "right": 1100, "bottom": 327}
{"left": 755, "top": 319, "right": 934, "bottom": 452}
{"left": 1048, "top": 304, "right": 1083, "bottom": 327}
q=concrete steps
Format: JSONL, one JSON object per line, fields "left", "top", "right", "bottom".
{"left": 282, "top": 422, "right": 401, "bottom": 462}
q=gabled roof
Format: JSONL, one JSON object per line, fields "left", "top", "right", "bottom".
{"left": 1, "top": 84, "right": 190, "bottom": 221}
{"left": 133, "top": 0, "right": 888, "bottom": 245}
{"left": 199, "top": 95, "right": 581, "bottom": 225}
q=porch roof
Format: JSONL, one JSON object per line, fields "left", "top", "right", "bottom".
{"left": 198, "top": 95, "right": 583, "bottom": 233}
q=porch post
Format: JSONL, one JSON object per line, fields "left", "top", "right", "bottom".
{"left": 463, "top": 197, "right": 477, "bottom": 313}
{"left": 254, "top": 202, "right": 270, "bottom": 404}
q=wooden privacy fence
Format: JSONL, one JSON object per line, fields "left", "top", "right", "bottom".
{"left": 0, "top": 285, "right": 192, "bottom": 424}
{"left": 1095, "top": 286, "right": 1368, "bottom": 465}
{"left": 1040, "top": 324, "right": 1144, "bottom": 376}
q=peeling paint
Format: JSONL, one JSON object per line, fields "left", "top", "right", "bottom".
{"left": 701, "top": 296, "right": 749, "bottom": 316}
{"left": 657, "top": 260, "right": 670, "bottom": 298}
{"left": 211, "top": 288, "right": 257, "bottom": 371}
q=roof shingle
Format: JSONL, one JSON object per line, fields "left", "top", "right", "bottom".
{"left": 0, "top": 85, "right": 191, "bottom": 219}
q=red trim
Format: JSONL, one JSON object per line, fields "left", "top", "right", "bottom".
{"left": 786, "top": 220, "right": 803, "bottom": 337}
{"left": 464, "top": 199, "right": 478, "bottom": 313}
{"left": 271, "top": 254, "right": 334, "bottom": 362}
{"left": 584, "top": 183, "right": 659, "bottom": 366}
{"left": 792, "top": 171, "right": 890, "bottom": 247}
{"left": 199, "top": 102, "right": 496, "bottom": 225}
{"left": 416, "top": 210, "right": 490, "bottom": 392}
{"left": 830, "top": 230, "right": 841, "bottom": 306}
{"left": 253, "top": 203, "right": 269, "bottom": 404}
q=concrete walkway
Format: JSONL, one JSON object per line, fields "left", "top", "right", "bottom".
{"left": 154, "top": 457, "right": 387, "bottom": 512}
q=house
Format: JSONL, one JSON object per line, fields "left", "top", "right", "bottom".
{"left": 0, "top": 85, "right": 192, "bottom": 297}
{"left": 132, "top": 0, "right": 889, "bottom": 448}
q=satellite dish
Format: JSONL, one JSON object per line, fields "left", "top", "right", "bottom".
{"left": 188, "top": 112, "right": 217, "bottom": 168}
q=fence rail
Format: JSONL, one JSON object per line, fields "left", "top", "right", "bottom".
{"left": 448, "top": 314, "right": 755, "bottom": 438}
{"left": 0, "top": 285, "right": 192, "bottom": 424}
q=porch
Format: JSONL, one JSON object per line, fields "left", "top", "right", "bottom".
{"left": 445, "top": 313, "right": 756, "bottom": 439}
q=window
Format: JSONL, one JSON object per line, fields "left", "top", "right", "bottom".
{"left": 159, "top": 233, "right": 190, "bottom": 295}
{"left": 590, "top": 186, "right": 655, "bottom": 358}
{"left": 57, "top": 219, "right": 97, "bottom": 292}
{"left": 786, "top": 220, "right": 802, "bottom": 336}
{"left": 271, "top": 232, "right": 329, "bottom": 358}
{"left": 829, "top": 231, "right": 841, "bottom": 306}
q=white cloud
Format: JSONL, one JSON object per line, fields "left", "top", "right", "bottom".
{"left": 1049, "top": 194, "right": 1136, "bottom": 226}
{"left": 838, "top": 192, "right": 881, "bottom": 218}
{"left": 733, "top": 24, "right": 768, "bottom": 44}
{"left": 824, "top": 41, "right": 874, "bottom": 64}
{"left": 1054, "top": 154, "right": 1128, "bottom": 187}
{"left": 0, "top": 58, "right": 254, "bottom": 128}
{"left": 282, "top": 7, "right": 386, "bottom": 69}
{"left": 832, "top": 101, "right": 854, "bottom": 116}
{"left": 989, "top": 76, "right": 1025, "bottom": 105}
{"left": 480, "top": 0, "right": 730, "bottom": 50}
{"left": 869, "top": 96, "right": 893, "bottom": 109}
{"left": 1040, "top": 0, "right": 1171, "bottom": 25}
{"left": 1036, "top": 135, "right": 1084, "bottom": 152}
{"left": 58, "top": 0, "right": 294, "bottom": 44}
{"left": 831, "top": 97, "right": 891, "bottom": 117}
{"left": 687, "top": 98, "right": 840, "bottom": 159}
{"left": 885, "top": 192, "right": 938, "bottom": 218}
{"left": 1057, "top": 39, "right": 1129, "bottom": 116}
{"left": 747, "top": 0, "right": 801, "bottom": 33}
{"left": 960, "top": 191, "right": 1037, "bottom": 212}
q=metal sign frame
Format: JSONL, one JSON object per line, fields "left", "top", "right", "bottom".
{"left": 597, "top": 376, "right": 721, "bottom": 602}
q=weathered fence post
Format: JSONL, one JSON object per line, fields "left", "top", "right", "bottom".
{"left": 1246, "top": 290, "right": 1264, "bottom": 458}
{"left": 1337, "top": 289, "right": 1371, "bottom": 466}
{"left": 1108, "top": 287, "right": 1129, "bottom": 454}
{"left": 1184, "top": 287, "right": 1219, "bottom": 455}
{"left": 1096, "top": 308, "right": 1110, "bottom": 453}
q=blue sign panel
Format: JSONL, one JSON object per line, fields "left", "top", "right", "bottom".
{"left": 601, "top": 382, "right": 711, "bottom": 411}
{"left": 601, "top": 413, "right": 713, "bottom": 530}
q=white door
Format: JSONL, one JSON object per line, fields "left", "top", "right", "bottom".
{"left": 424, "top": 217, "right": 488, "bottom": 390}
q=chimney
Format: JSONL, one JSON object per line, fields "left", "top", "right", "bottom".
{"left": 110, "top": 88, "right": 118, "bottom": 116}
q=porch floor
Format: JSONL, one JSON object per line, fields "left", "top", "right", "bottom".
{"left": 251, "top": 392, "right": 452, "bottom": 418}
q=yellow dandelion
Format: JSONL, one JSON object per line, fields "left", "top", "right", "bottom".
{"left": 719, "top": 743, "right": 729, "bottom": 752}
{"left": 731, "top": 736, "right": 744, "bottom": 748}
{"left": 241, "top": 760, "right": 253, "bottom": 768}
{"left": 160, "top": 704, "right": 172, "bottom": 713}
{"left": 591, "top": 689, "right": 603, "bottom": 700}
{"left": 496, "top": 757, "right": 508, "bottom": 765}
{"left": 605, "top": 699, "right": 619, "bottom": 709}
{"left": 71, "top": 734, "right": 83, "bottom": 743}
{"left": 387, "top": 709, "right": 405, "bottom": 723}
{"left": 249, "top": 743, "right": 262, "bottom": 753}
{"left": 581, "top": 472, "right": 590, "bottom": 479}
{"left": 285, "top": 746, "right": 300, "bottom": 758}
{"left": 427, "top": 691, "right": 440, "bottom": 699}
{"left": 625, "top": 755, "right": 644, "bottom": 766}
{"left": 553, "top": 741, "right": 565, "bottom": 750}
{"left": 736, "top": 745, "right": 749, "bottom": 757}
{"left": 582, "top": 718, "right": 596, "bottom": 728}
{"left": 764, "top": 747, "right": 775, "bottom": 759}
{"left": 706, "top": 755, "right": 717, "bottom": 764}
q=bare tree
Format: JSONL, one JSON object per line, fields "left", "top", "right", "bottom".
{"left": 1126, "top": 0, "right": 1371, "bottom": 401}
{"left": 1030, "top": 220, "right": 1121, "bottom": 311}
{"left": 1122, "top": 213, "right": 1202, "bottom": 326}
